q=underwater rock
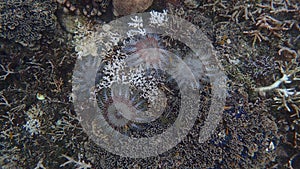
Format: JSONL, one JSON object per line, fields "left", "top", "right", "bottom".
{"left": 58, "top": 14, "right": 87, "bottom": 34}
{"left": 112, "top": 0, "right": 153, "bottom": 16}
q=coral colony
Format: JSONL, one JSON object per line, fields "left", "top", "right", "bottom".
{"left": 72, "top": 6, "right": 229, "bottom": 160}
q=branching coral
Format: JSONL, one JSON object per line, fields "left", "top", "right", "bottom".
{"left": 243, "top": 0, "right": 299, "bottom": 47}
{"left": 255, "top": 49, "right": 300, "bottom": 115}
{"left": 60, "top": 154, "right": 92, "bottom": 169}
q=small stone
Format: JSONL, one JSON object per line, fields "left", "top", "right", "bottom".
{"left": 113, "top": 0, "right": 153, "bottom": 16}
{"left": 56, "top": 0, "right": 66, "bottom": 4}
{"left": 63, "top": 7, "right": 69, "bottom": 13}
{"left": 83, "top": 8, "right": 88, "bottom": 16}
{"left": 36, "top": 93, "right": 46, "bottom": 101}
{"left": 265, "top": 141, "right": 275, "bottom": 152}
{"left": 70, "top": 5, "right": 76, "bottom": 12}
{"left": 97, "top": 11, "right": 102, "bottom": 16}
{"left": 91, "top": 8, "right": 98, "bottom": 16}
{"left": 66, "top": 1, "right": 71, "bottom": 8}
{"left": 226, "top": 39, "right": 231, "bottom": 44}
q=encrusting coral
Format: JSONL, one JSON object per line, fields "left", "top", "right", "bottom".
{"left": 0, "top": 0, "right": 57, "bottom": 47}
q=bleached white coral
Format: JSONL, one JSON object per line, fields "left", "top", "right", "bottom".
{"left": 127, "top": 65, "right": 161, "bottom": 102}
{"left": 23, "top": 119, "right": 40, "bottom": 136}
{"left": 149, "top": 10, "right": 168, "bottom": 26}
{"left": 128, "top": 16, "right": 144, "bottom": 28}
{"left": 127, "top": 28, "right": 147, "bottom": 37}
{"left": 73, "top": 21, "right": 123, "bottom": 59}
{"left": 22, "top": 104, "right": 43, "bottom": 136}
{"left": 74, "top": 31, "right": 99, "bottom": 59}
{"left": 126, "top": 16, "right": 146, "bottom": 37}
{"left": 72, "top": 19, "right": 99, "bottom": 59}
{"left": 97, "top": 55, "right": 127, "bottom": 89}
{"left": 109, "top": 31, "right": 122, "bottom": 46}
{"left": 34, "top": 159, "right": 46, "bottom": 169}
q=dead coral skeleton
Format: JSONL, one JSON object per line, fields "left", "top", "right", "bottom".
{"left": 243, "top": 30, "right": 268, "bottom": 47}
{"left": 1, "top": 111, "right": 19, "bottom": 140}
{"left": 255, "top": 48, "right": 300, "bottom": 115}
{"left": 0, "top": 63, "right": 17, "bottom": 81}
{"left": 254, "top": 63, "right": 299, "bottom": 92}
{"left": 257, "top": 0, "right": 300, "bottom": 14}
{"left": 51, "top": 110, "right": 83, "bottom": 145}
{"left": 0, "top": 91, "right": 11, "bottom": 107}
{"left": 243, "top": 14, "right": 292, "bottom": 46}
{"left": 278, "top": 45, "right": 298, "bottom": 58}
{"left": 256, "top": 14, "right": 290, "bottom": 37}
{"left": 202, "top": 0, "right": 227, "bottom": 13}
{"left": 230, "top": 1, "right": 260, "bottom": 23}
{"left": 273, "top": 87, "right": 300, "bottom": 114}
{"left": 243, "top": 0, "right": 299, "bottom": 47}
{"left": 204, "top": 0, "right": 262, "bottom": 23}
{"left": 34, "top": 158, "right": 47, "bottom": 169}
{"left": 60, "top": 154, "right": 92, "bottom": 169}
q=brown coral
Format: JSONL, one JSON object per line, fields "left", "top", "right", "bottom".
{"left": 113, "top": 0, "right": 153, "bottom": 16}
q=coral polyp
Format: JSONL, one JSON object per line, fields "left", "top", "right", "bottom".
{"left": 96, "top": 83, "right": 149, "bottom": 128}
{"left": 167, "top": 52, "right": 207, "bottom": 90}
{"left": 123, "top": 34, "right": 169, "bottom": 70}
